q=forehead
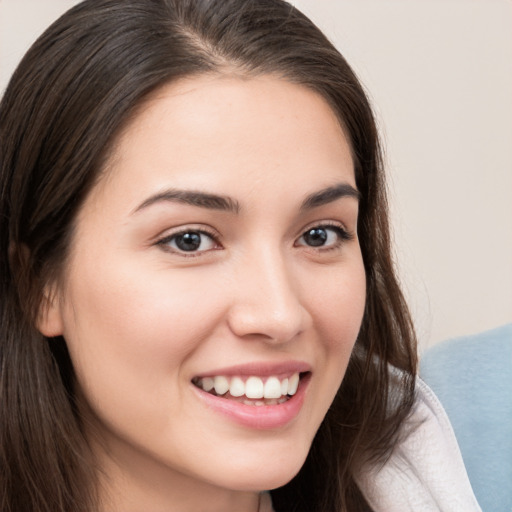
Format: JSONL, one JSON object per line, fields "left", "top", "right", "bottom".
{"left": 91, "top": 74, "right": 356, "bottom": 212}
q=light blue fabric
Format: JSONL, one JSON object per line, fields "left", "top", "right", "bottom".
{"left": 420, "top": 324, "right": 512, "bottom": 512}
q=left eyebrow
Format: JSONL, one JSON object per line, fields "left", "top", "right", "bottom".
{"left": 300, "top": 183, "right": 361, "bottom": 211}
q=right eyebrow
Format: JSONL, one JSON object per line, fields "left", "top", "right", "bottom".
{"left": 132, "top": 189, "right": 241, "bottom": 215}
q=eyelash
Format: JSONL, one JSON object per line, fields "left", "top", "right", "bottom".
{"left": 155, "top": 222, "right": 353, "bottom": 257}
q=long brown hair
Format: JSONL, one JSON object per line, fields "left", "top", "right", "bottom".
{"left": 0, "top": 1, "right": 417, "bottom": 511}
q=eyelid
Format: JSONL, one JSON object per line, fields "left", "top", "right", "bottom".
{"left": 299, "top": 220, "right": 352, "bottom": 236}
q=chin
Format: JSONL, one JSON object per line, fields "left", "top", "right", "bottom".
{"left": 212, "top": 445, "right": 309, "bottom": 492}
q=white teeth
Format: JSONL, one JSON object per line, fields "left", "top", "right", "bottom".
{"left": 280, "top": 378, "right": 288, "bottom": 396}
{"left": 213, "top": 376, "right": 229, "bottom": 395}
{"left": 245, "top": 376, "right": 264, "bottom": 399}
{"left": 287, "top": 373, "right": 300, "bottom": 396}
{"left": 229, "top": 377, "right": 245, "bottom": 397}
{"left": 264, "top": 377, "right": 283, "bottom": 399}
{"left": 201, "top": 377, "right": 214, "bottom": 392}
{"left": 197, "top": 372, "right": 302, "bottom": 400}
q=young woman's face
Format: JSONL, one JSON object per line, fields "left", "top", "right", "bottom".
{"left": 41, "top": 75, "right": 366, "bottom": 509}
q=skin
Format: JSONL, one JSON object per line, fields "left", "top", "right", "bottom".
{"left": 39, "top": 75, "right": 367, "bottom": 512}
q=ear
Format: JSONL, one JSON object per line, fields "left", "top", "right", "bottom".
{"left": 37, "top": 286, "right": 64, "bottom": 337}
{"left": 8, "top": 242, "right": 65, "bottom": 337}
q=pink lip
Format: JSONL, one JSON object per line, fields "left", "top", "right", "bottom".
{"left": 194, "top": 360, "right": 312, "bottom": 379}
{"left": 192, "top": 372, "right": 311, "bottom": 430}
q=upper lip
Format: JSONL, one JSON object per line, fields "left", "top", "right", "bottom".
{"left": 193, "top": 360, "right": 312, "bottom": 379}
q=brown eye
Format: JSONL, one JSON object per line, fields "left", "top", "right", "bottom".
{"left": 297, "top": 225, "right": 351, "bottom": 248}
{"left": 175, "top": 232, "right": 202, "bottom": 251}
{"left": 159, "top": 230, "right": 217, "bottom": 253}
{"left": 304, "top": 228, "right": 329, "bottom": 246}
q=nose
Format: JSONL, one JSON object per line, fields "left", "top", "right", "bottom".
{"left": 226, "top": 248, "right": 312, "bottom": 344}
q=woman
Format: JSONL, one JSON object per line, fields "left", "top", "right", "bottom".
{"left": 0, "top": 1, "right": 480, "bottom": 511}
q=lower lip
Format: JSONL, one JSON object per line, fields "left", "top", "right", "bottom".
{"left": 193, "top": 374, "right": 310, "bottom": 430}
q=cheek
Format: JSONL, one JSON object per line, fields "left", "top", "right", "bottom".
{"left": 302, "top": 256, "right": 366, "bottom": 392}
{"left": 58, "top": 258, "right": 233, "bottom": 452}
{"left": 310, "top": 259, "right": 366, "bottom": 346}
{"left": 59, "top": 257, "right": 226, "bottom": 396}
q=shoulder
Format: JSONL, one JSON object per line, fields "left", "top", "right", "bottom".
{"left": 355, "top": 378, "right": 482, "bottom": 512}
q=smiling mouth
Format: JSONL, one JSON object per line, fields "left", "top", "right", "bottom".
{"left": 192, "top": 372, "right": 307, "bottom": 406}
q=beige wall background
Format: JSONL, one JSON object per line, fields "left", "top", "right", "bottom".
{"left": 1, "top": 0, "right": 511, "bottom": 350}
